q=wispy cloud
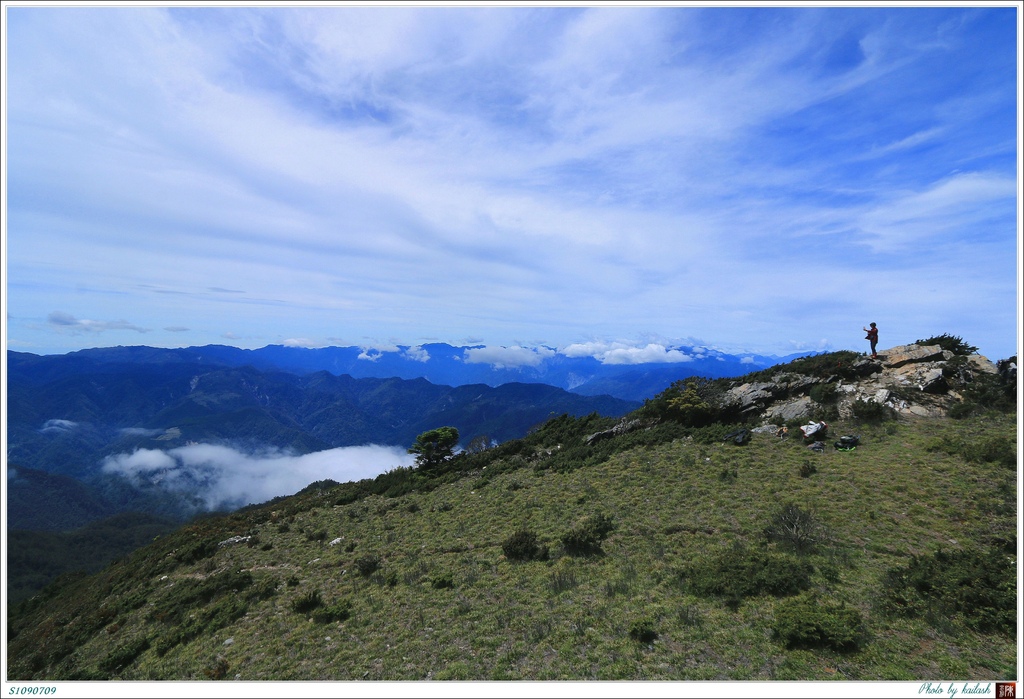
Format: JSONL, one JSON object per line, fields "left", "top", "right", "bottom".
{"left": 857, "top": 172, "right": 1018, "bottom": 253}
{"left": 118, "top": 427, "right": 166, "bottom": 438}
{"left": 47, "top": 311, "right": 149, "bottom": 335}
{"left": 40, "top": 418, "right": 79, "bottom": 433}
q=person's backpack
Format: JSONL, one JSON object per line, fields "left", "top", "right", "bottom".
{"left": 834, "top": 435, "right": 860, "bottom": 451}
{"left": 723, "top": 429, "right": 750, "bottom": 446}
{"left": 808, "top": 441, "right": 826, "bottom": 453}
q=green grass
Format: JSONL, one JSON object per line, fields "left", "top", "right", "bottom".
{"left": 6, "top": 412, "right": 1017, "bottom": 681}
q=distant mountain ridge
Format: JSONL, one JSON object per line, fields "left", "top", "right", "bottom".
{"left": 5, "top": 342, "right": 809, "bottom": 530}
{"left": 11, "top": 341, "right": 811, "bottom": 402}
{"left": 6, "top": 353, "right": 641, "bottom": 529}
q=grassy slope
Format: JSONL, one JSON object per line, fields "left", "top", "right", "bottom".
{"left": 6, "top": 410, "right": 1016, "bottom": 681}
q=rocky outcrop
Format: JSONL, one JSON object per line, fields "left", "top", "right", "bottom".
{"left": 883, "top": 344, "right": 951, "bottom": 368}
{"left": 737, "top": 344, "right": 1000, "bottom": 424}
{"left": 584, "top": 418, "right": 654, "bottom": 445}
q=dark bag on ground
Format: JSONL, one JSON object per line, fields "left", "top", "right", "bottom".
{"left": 723, "top": 429, "right": 750, "bottom": 445}
{"left": 834, "top": 435, "right": 860, "bottom": 451}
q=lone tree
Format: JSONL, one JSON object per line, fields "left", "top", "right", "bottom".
{"left": 408, "top": 426, "right": 460, "bottom": 470}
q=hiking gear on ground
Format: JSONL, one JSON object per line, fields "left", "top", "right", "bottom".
{"left": 834, "top": 435, "right": 860, "bottom": 451}
{"left": 723, "top": 429, "right": 750, "bottom": 445}
{"left": 800, "top": 421, "right": 828, "bottom": 441}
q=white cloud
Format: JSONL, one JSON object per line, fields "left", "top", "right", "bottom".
{"left": 102, "top": 447, "right": 178, "bottom": 474}
{"left": 560, "top": 341, "right": 692, "bottom": 365}
{"left": 462, "top": 345, "right": 556, "bottom": 369}
{"left": 357, "top": 341, "right": 403, "bottom": 361}
{"left": 283, "top": 338, "right": 319, "bottom": 347}
{"left": 402, "top": 346, "right": 430, "bottom": 362}
{"left": 101, "top": 443, "right": 414, "bottom": 511}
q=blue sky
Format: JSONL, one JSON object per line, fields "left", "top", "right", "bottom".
{"left": 3, "top": 3, "right": 1021, "bottom": 364}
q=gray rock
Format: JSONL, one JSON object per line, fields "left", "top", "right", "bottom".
{"left": 918, "top": 368, "right": 949, "bottom": 394}
{"left": 764, "top": 396, "right": 813, "bottom": 422}
{"left": 584, "top": 418, "right": 650, "bottom": 445}
{"left": 725, "top": 382, "right": 778, "bottom": 412}
{"left": 882, "top": 344, "right": 951, "bottom": 368}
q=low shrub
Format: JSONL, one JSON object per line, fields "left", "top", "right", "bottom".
{"left": 355, "top": 555, "right": 381, "bottom": 577}
{"left": 689, "top": 423, "right": 741, "bottom": 445}
{"left": 966, "top": 436, "right": 1017, "bottom": 468}
{"left": 311, "top": 599, "right": 352, "bottom": 624}
{"left": 942, "top": 355, "right": 1016, "bottom": 413}
{"left": 683, "top": 546, "right": 813, "bottom": 609}
{"left": 148, "top": 570, "right": 253, "bottom": 627}
{"left": 173, "top": 538, "right": 218, "bottom": 566}
{"left": 916, "top": 333, "right": 978, "bottom": 356}
{"left": 947, "top": 401, "right": 977, "bottom": 420}
{"left": 881, "top": 546, "right": 1015, "bottom": 635}
{"left": 927, "top": 435, "right": 1017, "bottom": 468}
{"left": 549, "top": 568, "right": 579, "bottom": 594}
{"left": 560, "top": 513, "right": 615, "bottom": 556}
{"left": 202, "top": 657, "right": 230, "bottom": 680}
{"left": 628, "top": 618, "right": 658, "bottom": 643}
{"left": 291, "top": 590, "right": 323, "bottom": 615}
{"left": 809, "top": 382, "right": 839, "bottom": 404}
{"left": 430, "top": 574, "right": 455, "bottom": 590}
{"left": 851, "top": 399, "right": 893, "bottom": 423}
{"left": 772, "top": 594, "right": 865, "bottom": 651}
{"left": 155, "top": 596, "right": 249, "bottom": 656}
{"left": 305, "top": 530, "right": 328, "bottom": 544}
{"left": 739, "top": 351, "right": 864, "bottom": 382}
{"left": 98, "top": 636, "right": 150, "bottom": 673}
{"left": 763, "top": 503, "right": 829, "bottom": 554}
{"left": 502, "top": 528, "right": 548, "bottom": 562}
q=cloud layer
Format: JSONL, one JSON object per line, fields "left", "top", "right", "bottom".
{"left": 4, "top": 7, "right": 1018, "bottom": 360}
{"left": 101, "top": 443, "right": 416, "bottom": 512}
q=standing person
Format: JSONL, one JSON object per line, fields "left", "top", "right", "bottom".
{"left": 863, "top": 322, "right": 878, "bottom": 359}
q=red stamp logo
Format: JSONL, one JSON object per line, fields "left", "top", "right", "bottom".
{"left": 997, "top": 683, "right": 1016, "bottom": 699}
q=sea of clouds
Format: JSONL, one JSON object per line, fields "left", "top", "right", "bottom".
{"left": 101, "top": 443, "right": 416, "bottom": 512}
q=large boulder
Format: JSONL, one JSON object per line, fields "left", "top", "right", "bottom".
{"left": 725, "top": 382, "right": 780, "bottom": 415}
{"left": 882, "top": 344, "right": 951, "bottom": 368}
{"left": 889, "top": 364, "right": 949, "bottom": 394}
{"left": 967, "top": 354, "right": 999, "bottom": 374}
{"left": 764, "top": 396, "right": 813, "bottom": 422}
